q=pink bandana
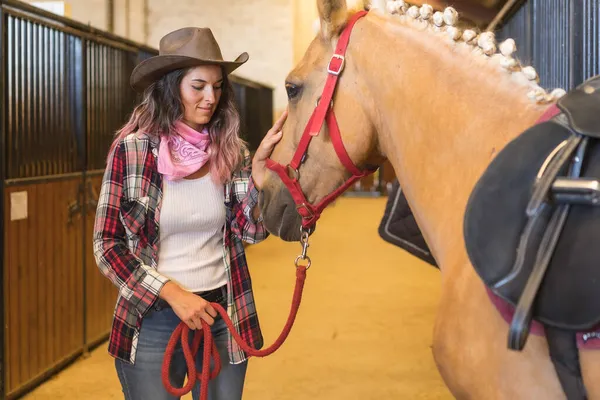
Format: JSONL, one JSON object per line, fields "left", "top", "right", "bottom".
{"left": 157, "top": 121, "right": 212, "bottom": 181}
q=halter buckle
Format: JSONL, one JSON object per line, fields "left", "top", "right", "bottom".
{"left": 296, "top": 203, "right": 315, "bottom": 218}
{"left": 327, "top": 54, "right": 345, "bottom": 76}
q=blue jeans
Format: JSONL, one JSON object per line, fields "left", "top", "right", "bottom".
{"left": 115, "top": 306, "right": 247, "bottom": 400}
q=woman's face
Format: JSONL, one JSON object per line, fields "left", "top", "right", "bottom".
{"left": 179, "top": 65, "right": 224, "bottom": 130}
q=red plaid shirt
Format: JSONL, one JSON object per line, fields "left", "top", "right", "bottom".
{"left": 93, "top": 132, "right": 267, "bottom": 364}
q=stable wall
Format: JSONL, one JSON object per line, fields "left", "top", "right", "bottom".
{"left": 28, "top": 0, "right": 370, "bottom": 116}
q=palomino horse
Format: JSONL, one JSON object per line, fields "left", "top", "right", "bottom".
{"left": 259, "top": 0, "right": 600, "bottom": 398}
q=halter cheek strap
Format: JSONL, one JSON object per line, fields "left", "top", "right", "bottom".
{"left": 266, "top": 10, "right": 375, "bottom": 229}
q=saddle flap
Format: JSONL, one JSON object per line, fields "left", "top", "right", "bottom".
{"left": 464, "top": 119, "right": 600, "bottom": 330}
{"left": 558, "top": 75, "right": 600, "bottom": 138}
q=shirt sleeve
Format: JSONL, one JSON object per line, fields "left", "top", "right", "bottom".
{"left": 92, "top": 141, "right": 169, "bottom": 317}
{"left": 229, "top": 148, "right": 269, "bottom": 244}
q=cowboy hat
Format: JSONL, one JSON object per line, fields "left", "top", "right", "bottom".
{"left": 130, "top": 27, "right": 249, "bottom": 92}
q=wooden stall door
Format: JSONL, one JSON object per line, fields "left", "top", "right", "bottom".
{"left": 84, "top": 174, "right": 118, "bottom": 346}
{"left": 3, "top": 179, "right": 84, "bottom": 396}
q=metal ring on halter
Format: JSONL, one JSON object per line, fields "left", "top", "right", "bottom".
{"left": 315, "top": 97, "right": 334, "bottom": 108}
{"left": 300, "top": 225, "right": 315, "bottom": 236}
{"left": 286, "top": 164, "right": 300, "bottom": 181}
{"left": 536, "top": 140, "right": 568, "bottom": 180}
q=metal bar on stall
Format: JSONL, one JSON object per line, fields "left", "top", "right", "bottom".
{"left": 1, "top": 8, "right": 138, "bottom": 54}
{"left": 0, "top": 1, "right": 6, "bottom": 398}
{"left": 569, "top": 0, "right": 583, "bottom": 89}
{"left": 79, "top": 38, "right": 89, "bottom": 352}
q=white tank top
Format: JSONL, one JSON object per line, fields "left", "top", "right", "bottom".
{"left": 157, "top": 174, "right": 227, "bottom": 292}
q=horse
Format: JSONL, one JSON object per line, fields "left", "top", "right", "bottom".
{"left": 258, "top": 0, "right": 600, "bottom": 398}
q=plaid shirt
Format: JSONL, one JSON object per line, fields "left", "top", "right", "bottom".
{"left": 93, "top": 132, "right": 267, "bottom": 365}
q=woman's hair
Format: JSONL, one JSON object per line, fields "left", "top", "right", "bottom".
{"left": 111, "top": 67, "right": 245, "bottom": 184}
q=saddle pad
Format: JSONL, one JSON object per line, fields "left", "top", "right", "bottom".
{"left": 464, "top": 119, "right": 600, "bottom": 330}
{"left": 487, "top": 287, "right": 600, "bottom": 351}
{"left": 378, "top": 180, "right": 438, "bottom": 267}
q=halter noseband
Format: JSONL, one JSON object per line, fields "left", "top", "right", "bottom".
{"left": 265, "top": 11, "right": 375, "bottom": 229}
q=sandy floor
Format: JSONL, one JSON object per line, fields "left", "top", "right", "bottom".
{"left": 24, "top": 197, "right": 452, "bottom": 399}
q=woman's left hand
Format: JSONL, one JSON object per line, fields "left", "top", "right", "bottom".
{"left": 252, "top": 109, "right": 288, "bottom": 190}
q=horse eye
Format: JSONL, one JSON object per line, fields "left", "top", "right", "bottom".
{"left": 285, "top": 83, "right": 302, "bottom": 100}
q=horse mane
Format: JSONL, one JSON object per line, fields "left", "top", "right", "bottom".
{"left": 363, "top": 0, "right": 566, "bottom": 105}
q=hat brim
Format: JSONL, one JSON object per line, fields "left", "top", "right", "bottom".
{"left": 130, "top": 52, "right": 249, "bottom": 92}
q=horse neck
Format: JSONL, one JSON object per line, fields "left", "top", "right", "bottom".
{"left": 354, "top": 15, "right": 550, "bottom": 272}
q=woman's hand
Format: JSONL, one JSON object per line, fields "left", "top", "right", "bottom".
{"left": 159, "top": 282, "right": 217, "bottom": 329}
{"left": 252, "top": 109, "right": 288, "bottom": 190}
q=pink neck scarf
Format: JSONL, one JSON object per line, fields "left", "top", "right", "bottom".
{"left": 157, "top": 121, "right": 212, "bottom": 181}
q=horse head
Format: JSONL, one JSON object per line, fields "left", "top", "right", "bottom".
{"left": 260, "top": 0, "right": 384, "bottom": 241}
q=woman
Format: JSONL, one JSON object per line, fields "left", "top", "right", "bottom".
{"left": 93, "top": 27, "right": 286, "bottom": 400}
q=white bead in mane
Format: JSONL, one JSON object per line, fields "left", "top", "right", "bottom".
{"left": 383, "top": 0, "right": 567, "bottom": 105}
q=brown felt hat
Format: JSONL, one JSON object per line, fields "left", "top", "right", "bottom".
{"left": 130, "top": 27, "right": 249, "bottom": 92}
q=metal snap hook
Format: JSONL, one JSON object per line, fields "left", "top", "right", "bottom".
{"left": 295, "top": 226, "right": 313, "bottom": 269}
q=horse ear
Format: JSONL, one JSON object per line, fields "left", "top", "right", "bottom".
{"left": 317, "top": 0, "right": 348, "bottom": 39}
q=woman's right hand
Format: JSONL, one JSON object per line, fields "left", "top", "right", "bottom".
{"left": 159, "top": 282, "right": 218, "bottom": 329}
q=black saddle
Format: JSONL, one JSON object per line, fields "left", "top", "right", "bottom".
{"left": 464, "top": 74, "right": 600, "bottom": 400}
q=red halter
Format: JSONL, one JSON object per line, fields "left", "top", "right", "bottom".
{"left": 265, "top": 10, "right": 375, "bottom": 229}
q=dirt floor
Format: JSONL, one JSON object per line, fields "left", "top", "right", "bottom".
{"left": 24, "top": 197, "right": 453, "bottom": 399}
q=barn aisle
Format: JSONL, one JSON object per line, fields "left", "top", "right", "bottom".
{"left": 24, "top": 197, "right": 452, "bottom": 399}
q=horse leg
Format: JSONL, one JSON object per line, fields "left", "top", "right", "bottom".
{"left": 431, "top": 263, "right": 566, "bottom": 400}
{"left": 579, "top": 351, "right": 600, "bottom": 398}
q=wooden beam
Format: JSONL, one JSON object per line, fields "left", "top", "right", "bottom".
{"left": 107, "top": 0, "right": 114, "bottom": 33}
{"left": 486, "top": 0, "right": 521, "bottom": 30}
{"left": 448, "top": 0, "right": 499, "bottom": 24}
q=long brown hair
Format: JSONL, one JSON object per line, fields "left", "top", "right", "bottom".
{"left": 111, "top": 67, "right": 245, "bottom": 184}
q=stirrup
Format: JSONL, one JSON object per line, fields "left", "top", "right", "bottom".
{"left": 507, "top": 136, "right": 588, "bottom": 350}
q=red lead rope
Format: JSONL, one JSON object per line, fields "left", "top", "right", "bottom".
{"left": 161, "top": 266, "right": 307, "bottom": 399}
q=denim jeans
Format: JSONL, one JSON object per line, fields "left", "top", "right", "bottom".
{"left": 115, "top": 306, "right": 247, "bottom": 400}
